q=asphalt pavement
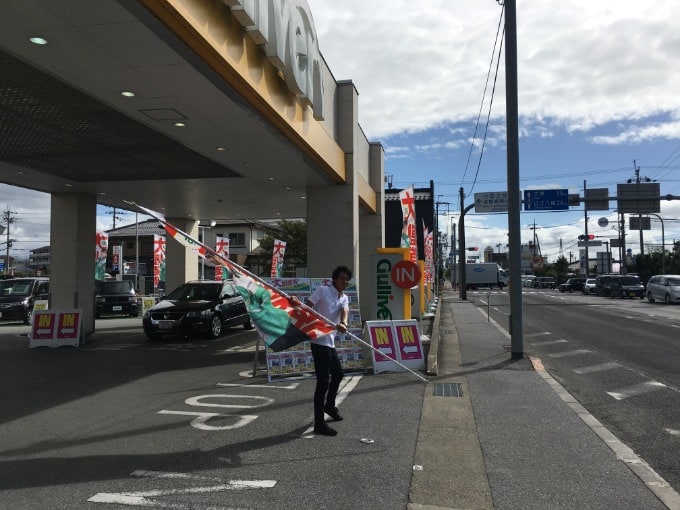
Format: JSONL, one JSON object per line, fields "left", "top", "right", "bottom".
{"left": 408, "top": 286, "right": 680, "bottom": 510}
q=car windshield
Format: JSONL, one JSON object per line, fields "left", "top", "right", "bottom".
{"left": 167, "top": 283, "right": 221, "bottom": 301}
{"left": 99, "top": 281, "right": 133, "bottom": 294}
{"left": 620, "top": 277, "right": 641, "bottom": 285}
{"left": 0, "top": 280, "right": 32, "bottom": 296}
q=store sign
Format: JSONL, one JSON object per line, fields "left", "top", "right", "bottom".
{"left": 228, "top": 0, "right": 325, "bottom": 120}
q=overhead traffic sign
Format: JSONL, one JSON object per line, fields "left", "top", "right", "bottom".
{"left": 523, "top": 189, "right": 569, "bottom": 211}
{"left": 474, "top": 191, "right": 508, "bottom": 213}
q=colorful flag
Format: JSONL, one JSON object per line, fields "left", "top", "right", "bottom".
{"left": 153, "top": 234, "right": 166, "bottom": 291}
{"left": 95, "top": 231, "right": 108, "bottom": 281}
{"left": 214, "top": 236, "right": 230, "bottom": 280}
{"left": 399, "top": 185, "right": 418, "bottom": 263}
{"left": 134, "top": 205, "right": 335, "bottom": 352}
{"left": 270, "top": 239, "right": 286, "bottom": 278}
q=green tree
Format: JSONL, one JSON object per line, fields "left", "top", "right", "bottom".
{"left": 258, "top": 219, "right": 307, "bottom": 275}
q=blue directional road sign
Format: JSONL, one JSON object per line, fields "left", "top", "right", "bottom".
{"left": 523, "top": 189, "right": 569, "bottom": 211}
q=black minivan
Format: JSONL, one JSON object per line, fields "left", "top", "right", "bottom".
{"left": 0, "top": 277, "right": 50, "bottom": 324}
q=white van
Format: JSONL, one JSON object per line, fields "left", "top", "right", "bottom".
{"left": 522, "top": 275, "right": 537, "bottom": 288}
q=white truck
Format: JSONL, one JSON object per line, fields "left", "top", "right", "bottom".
{"left": 462, "top": 263, "right": 508, "bottom": 290}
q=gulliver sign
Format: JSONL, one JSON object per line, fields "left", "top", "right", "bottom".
{"left": 227, "top": 0, "right": 325, "bottom": 120}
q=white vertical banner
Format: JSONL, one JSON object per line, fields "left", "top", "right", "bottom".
{"left": 270, "top": 239, "right": 286, "bottom": 278}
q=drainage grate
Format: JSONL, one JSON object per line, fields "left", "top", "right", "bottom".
{"left": 432, "top": 382, "right": 463, "bottom": 397}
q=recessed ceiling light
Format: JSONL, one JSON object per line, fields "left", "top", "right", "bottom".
{"left": 99, "top": 192, "right": 106, "bottom": 196}
{"left": 216, "top": 147, "right": 226, "bottom": 151}
{"left": 243, "top": 162, "right": 252, "bottom": 167}
{"left": 121, "top": 91, "right": 135, "bottom": 97}
{"left": 29, "top": 37, "right": 47, "bottom": 45}
{"left": 268, "top": 177, "right": 275, "bottom": 181}
{"left": 65, "top": 183, "right": 73, "bottom": 187}
{"left": 16, "top": 170, "right": 24, "bottom": 175}
{"left": 284, "top": 186, "right": 292, "bottom": 190}
{"left": 300, "top": 196, "right": 306, "bottom": 199}
{"left": 174, "top": 122, "right": 186, "bottom": 127}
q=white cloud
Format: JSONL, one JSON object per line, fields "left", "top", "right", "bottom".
{"left": 308, "top": 1, "right": 680, "bottom": 142}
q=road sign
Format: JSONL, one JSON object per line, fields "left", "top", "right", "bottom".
{"left": 629, "top": 216, "right": 651, "bottom": 230}
{"left": 474, "top": 191, "right": 508, "bottom": 213}
{"left": 585, "top": 188, "right": 609, "bottom": 211}
{"left": 617, "top": 182, "right": 660, "bottom": 213}
{"left": 391, "top": 260, "right": 421, "bottom": 289}
{"left": 598, "top": 217, "right": 609, "bottom": 227}
{"left": 523, "top": 189, "right": 569, "bottom": 211}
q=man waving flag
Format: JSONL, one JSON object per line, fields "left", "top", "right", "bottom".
{"left": 133, "top": 204, "right": 334, "bottom": 352}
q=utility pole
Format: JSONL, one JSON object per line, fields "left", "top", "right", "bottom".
{"left": 504, "top": 0, "right": 523, "bottom": 358}
{"left": 3, "top": 207, "right": 16, "bottom": 276}
{"left": 583, "top": 180, "right": 590, "bottom": 276}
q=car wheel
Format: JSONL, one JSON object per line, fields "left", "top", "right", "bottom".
{"left": 665, "top": 294, "right": 672, "bottom": 305}
{"left": 23, "top": 309, "right": 32, "bottom": 325}
{"left": 647, "top": 292, "right": 655, "bottom": 303}
{"left": 209, "top": 314, "right": 222, "bottom": 339}
{"left": 243, "top": 316, "right": 255, "bottom": 330}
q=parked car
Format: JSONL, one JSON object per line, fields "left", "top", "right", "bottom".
{"left": 534, "top": 277, "right": 556, "bottom": 289}
{"left": 0, "top": 277, "right": 49, "bottom": 324}
{"left": 645, "top": 275, "right": 680, "bottom": 304}
{"left": 143, "top": 280, "right": 253, "bottom": 340}
{"left": 608, "top": 275, "right": 645, "bottom": 299}
{"left": 95, "top": 279, "right": 139, "bottom": 318}
{"left": 559, "top": 278, "right": 586, "bottom": 293}
{"left": 595, "top": 274, "right": 617, "bottom": 296}
{"left": 582, "top": 278, "right": 597, "bottom": 294}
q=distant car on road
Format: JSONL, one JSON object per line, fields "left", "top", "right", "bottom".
{"left": 143, "top": 280, "right": 253, "bottom": 341}
{"left": 645, "top": 275, "right": 680, "bottom": 304}
{"left": 534, "top": 277, "right": 556, "bottom": 289}
{"left": 582, "top": 278, "right": 597, "bottom": 294}
{"left": 0, "top": 277, "right": 49, "bottom": 324}
{"left": 608, "top": 275, "right": 645, "bottom": 299}
{"left": 559, "top": 278, "right": 586, "bottom": 293}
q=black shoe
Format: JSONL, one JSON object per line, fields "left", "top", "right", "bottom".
{"left": 324, "top": 405, "right": 343, "bottom": 421}
{"left": 313, "top": 424, "right": 337, "bottom": 436}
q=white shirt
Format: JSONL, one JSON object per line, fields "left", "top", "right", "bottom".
{"left": 307, "top": 284, "right": 348, "bottom": 348}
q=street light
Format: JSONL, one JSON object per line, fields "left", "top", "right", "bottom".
{"left": 199, "top": 220, "right": 216, "bottom": 280}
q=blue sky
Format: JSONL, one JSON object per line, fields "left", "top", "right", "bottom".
{"left": 3, "top": 0, "right": 680, "bottom": 264}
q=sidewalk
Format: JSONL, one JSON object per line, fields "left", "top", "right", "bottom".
{"left": 408, "top": 288, "right": 679, "bottom": 510}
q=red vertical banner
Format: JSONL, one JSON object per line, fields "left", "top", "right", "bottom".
{"left": 214, "top": 236, "right": 230, "bottom": 280}
{"left": 153, "top": 234, "right": 166, "bottom": 291}
{"left": 270, "top": 239, "right": 286, "bottom": 278}
{"left": 399, "top": 186, "right": 417, "bottom": 263}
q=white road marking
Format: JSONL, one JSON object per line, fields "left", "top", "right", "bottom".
{"left": 217, "top": 382, "right": 300, "bottom": 390}
{"left": 665, "top": 428, "right": 680, "bottom": 437}
{"left": 573, "top": 361, "right": 622, "bottom": 374}
{"left": 531, "top": 339, "right": 568, "bottom": 346}
{"left": 88, "top": 479, "right": 276, "bottom": 507}
{"left": 607, "top": 381, "right": 667, "bottom": 401}
{"left": 524, "top": 332, "right": 552, "bottom": 338}
{"left": 185, "top": 395, "right": 274, "bottom": 409}
{"left": 157, "top": 410, "right": 258, "bottom": 430}
{"left": 547, "top": 349, "right": 591, "bottom": 358}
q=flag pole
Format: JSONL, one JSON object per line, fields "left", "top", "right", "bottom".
{"left": 127, "top": 201, "right": 428, "bottom": 383}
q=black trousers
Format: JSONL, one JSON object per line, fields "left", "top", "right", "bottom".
{"left": 310, "top": 343, "right": 343, "bottom": 426}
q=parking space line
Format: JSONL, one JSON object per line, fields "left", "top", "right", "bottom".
{"left": 547, "top": 349, "right": 591, "bottom": 358}
{"left": 531, "top": 339, "right": 568, "bottom": 346}
{"left": 573, "top": 361, "right": 622, "bottom": 374}
{"left": 607, "top": 381, "right": 667, "bottom": 401}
